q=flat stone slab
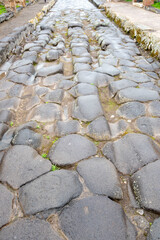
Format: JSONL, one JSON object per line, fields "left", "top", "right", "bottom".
{"left": 72, "top": 95, "right": 104, "bottom": 122}
{"left": 74, "top": 63, "right": 91, "bottom": 73}
{"left": 96, "top": 63, "right": 121, "bottom": 76}
{"left": 0, "top": 123, "right": 9, "bottom": 140}
{"left": 0, "top": 98, "right": 20, "bottom": 111}
{"left": 46, "top": 49, "right": 62, "bottom": 61}
{"left": 49, "top": 134, "right": 97, "bottom": 166}
{"left": 12, "top": 129, "right": 42, "bottom": 149}
{"left": 75, "top": 71, "right": 109, "bottom": 87}
{"left": 121, "top": 72, "right": 151, "bottom": 83}
{"left": 103, "top": 133, "right": 160, "bottom": 174}
{"left": 42, "top": 74, "right": 63, "bottom": 87}
{"left": 0, "top": 110, "right": 12, "bottom": 123}
{"left": 0, "top": 145, "right": 51, "bottom": 189}
{"left": 87, "top": 116, "right": 110, "bottom": 140}
{"left": 0, "top": 184, "right": 13, "bottom": 228}
{"left": 115, "top": 88, "right": 159, "bottom": 104}
{"left": 69, "top": 83, "right": 98, "bottom": 97}
{"left": 109, "top": 119, "right": 128, "bottom": 138}
{"left": 59, "top": 196, "right": 136, "bottom": 240}
{"left": 55, "top": 120, "right": 80, "bottom": 136}
{"left": 72, "top": 47, "right": 88, "bottom": 56}
{"left": 27, "top": 103, "right": 61, "bottom": 123}
{"left": 0, "top": 218, "right": 63, "bottom": 240}
{"left": 147, "top": 217, "right": 160, "bottom": 240}
{"left": 109, "top": 79, "right": 137, "bottom": 97}
{"left": 19, "top": 170, "right": 82, "bottom": 215}
{"left": 116, "top": 102, "right": 146, "bottom": 119}
{"left": 148, "top": 101, "right": 160, "bottom": 117}
{"left": 37, "top": 63, "right": 63, "bottom": 77}
{"left": 44, "top": 89, "right": 64, "bottom": 104}
{"left": 136, "top": 117, "right": 160, "bottom": 137}
{"left": 130, "top": 160, "right": 160, "bottom": 213}
{"left": 77, "top": 157, "right": 123, "bottom": 199}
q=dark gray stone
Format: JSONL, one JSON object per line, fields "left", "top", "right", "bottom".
{"left": 0, "top": 128, "right": 15, "bottom": 151}
{"left": 72, "top": 95, "right": 104, "bottom": 122}
{"left": 130, "top": 160, "right": 160, "bottom": 213}
{"left": 0, "top": 151, "right": 4, "bottom": 164}
{"left": 116, "top": 102, "right": 146, "bottom": 119}
{"left": 103, "top": 133, "right": 160, "bottom": 174}
{"left": 87, "top": 116, "right": 110, "bottom": 140}
{"left": 0, "top": 218, "right": 63, "bottom": 240}
{"left": 42, "top": 73, "right": 63, "bottom": 87}
{"left": 26, "top": 95, "right": 40, "bottom": 111}
{"left": 77, "top": 157, "right": 123, "bottom": 199}
{"left": 136, "top": 117, "right": 160, "bottom": 137}
{"left": 27, "top": 103, "right": 61, "bottom": 123}
{"left": 19, "top": 170, "right": 82, "bottom": 215}
{"left": 115, "top": 88, "right": 159, "bottom": 104}
{"left": 147, "top": 217, "right": 160, "bottom": 240}
{"left": 0, "top": 184, "right": 13, "bottom": 228}
{"left": 58, "top": 80, "right": 75, "bottom": 90}
{"left": 44, "top": 89, "right": 64, "bottom": 104}
{"left": 8, "top": 84, "right": 24, "bottom": 98}
{"left": 0, "top": 98, "right": 20, "bottom": 111}
{"left": 37, "top": 63, "right": 63, "bottom": 77}
{"left": 55, "top": 120, "right": 80, "bottom": 136}
{"left": 69, "top": 83, "right": 98, "bottom": 97}
{"left": 12, "top": 129, "right": 42, "bottom": 149}
{"left": 121, "top": 72, "right": 151, "bottom": 83}
{"left": 49, "top": 134, "right": 97, "bottom": 166}
{"left": 68, "top": 22, "right": 83, "bottom": 28}
{"left": 75, "top": 70, "right": 109, "bottom": 87}
{"left": 0, "top": 123, "right": 9, "bottom": 140}
{"left": 60, "top": 196, "right": 137, "bottom": 240}
{"left": 148, "top": 101, "right": 160, "bottom": 117}
{"left": 109, "top": 119, "right": 128, "bottom": 138}
{"left": 0, "top": 145, "right": 51, "bottom": 189}
{"left": 22, "top": 51, "right": 38, "bottom": 64}
{"left": 96, "top": 63, "right": 121, "bottom": 76}
{"left": 139, "top": 82, "right": 160, "bottom": 92}
{"left": 109, "top": 79, "right": 137, "bottom": 97}
{"left": 46, "top": 50, "right": 62, "bottom": 61}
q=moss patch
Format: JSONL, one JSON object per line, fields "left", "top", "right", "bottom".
{"left": 0, "top": 4, "right": 7, "bottom": 15}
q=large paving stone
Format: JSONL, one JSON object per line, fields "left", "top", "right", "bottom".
{"left": 59, "top": 196, "right": 137, "bottom": 240}
{"left": 103, "top": 133, "right": 160, "bottom": 174}
{"left": 69, "top": 83, "right": 98, "bottom": 97}
{"left": 0, "top": 110, "right": 12, "bottom": 123}
{"left": 72, "top": 95, "right": 104, "bottom": 122}
{"left": 43, "top": 73, "right": 63, "bottom": 87}
{"left": 7, "top": 71, "right": 31, "bottom": 85}
{"left": 55, "top": 120, "right": 80, "bottom": 136}
{"left": 74, "top": 63, "right": 91, "bottom": 73}
{"left": 46, "top": 49, "right": 62, "bottom": 61}
{"left": 109, "top": 119, "right": 128, "bottom": 138}
{"left": 116, "top": 102, "right": 146, "bottom": 119}
{"left": 148, "top": 101, "right": 160, "bottom": 117}
{"left": 136, "top": 117, "right": 160, "bottom": 137}
{"left": 115, "top": 88, "right": 159, "bottom": 104}
{"left": 0, "top": 98, "right": 20, "bottom": 111}
{"left": 49, "top": 134, "right": 97, "bottom": 166}
{"left": 44, "top": 89, "right": 64, "bottom": 104}
{"left": 37, "top": 63, "right": 63, "bottom": 77}
{"left": 77, "top": 157, "right": 123, "bottom": 199}
{"left": 87, "top": 116, "right": 110, "bottom": 140}
{"left": 0, "top": 184, "right": 13, "bottom": 228}
{"left": 147, "top": 217, "right": 160, "bottom": 240}
{"left": 27, "top": 103, "right": 61, "bottom": 123}
{"left": 121, "top": 72, "right": 152, "bottom": 83}
{"left": 109, "top": 79, "right": 137, "bottom": 97}
{"left": 130, "top": 160, "right": 160, "bottom": 213}
{"left": 0, "top": 145, "right": 51, "bottom": 189}
{"left": 75, "top": 71, "right": 109, "bottom": 87}
{"left": 12, "top": 129, "right": 42, "bottom": 149}
{"left": 96, "top": 63, "right": 121, "bottom": 76}
{"left": 10, "top": 59, "right": 32, "bottom": 69}
{"left": 0, "top": 218, "right": 63, "bottom": 240}
{"left": 14, "top": 64, "right": 35, "bottom": 76}
{"left": 19, "top": 170, "right": 82, "bottom": 215}
{"left": 8, "top": 84, "right": 24, "bottom": 98}
{"left": 0, "top": 123, "right": 9, "bottom": 140}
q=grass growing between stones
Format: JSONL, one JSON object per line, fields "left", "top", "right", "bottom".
{"left": 0, "top": 4, "right": 7, "bottom": 15}
{"left": 152, "top": 2, "right": 160, "bottom": 9}
{"left": 51, "top": 164, "right": 60, "bottom": 171}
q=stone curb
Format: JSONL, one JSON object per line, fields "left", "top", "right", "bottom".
{"left": 0, "top": 0, "right": 57, "bottom": 66}
{"left": 104, "top": 6, "right": 160, "bottom": 60}
{"left": 0, "top": 12, "right": 14, "bottom": 24}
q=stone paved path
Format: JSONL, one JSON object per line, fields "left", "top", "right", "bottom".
{"left": 0, "top": 0, "right": 160, "bottom": 239}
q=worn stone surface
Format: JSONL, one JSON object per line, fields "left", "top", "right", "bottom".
{"left": 77, "top": 157, "right": 123, "bottom": 199}
{"left": 116, "top": 102, "right": 146, "bottom": 119}
{"left": 44, "top": 89, "right": 64, "bottom": 104}
{"left": 72, "top": 95, "right": 104, "bottom": 122}
{"left": 109, "top": 79, "right": 137, "bottom": 97}
{"left": 0, "top": 145, "right": 51, "bottom": 189}
{"left": 136, "top": 117, "right": 160, "bottom": 137}
{"left": 0, "top": 184, "right": 13, "bottom": 228}
{"left": 0, "top": 123, "right": 9, "bottom": 140}
{"left": 147, "top": 217, "right": 160, "bottom": 240}
{"left": 148, "top": 101, "right": 160, "bottom": 117}
{"left": 131, "top": 160, "right": 160, "bottom": 213}
{"left": 27, "top": 103, "right": 61, "bottom": 122}
{"left": 0, "top": 98, "right": 20, "bottom": 111}
{"left": 60, "top": 196, "right": 137, "bottom": 240}
{"left": 109, "top": 119, "right": 128, "bottom": 138}
{"left": 37, "top": 63, "right": 63, "bottom": 77}
{"left": 0, "top": 218, "right": 63, "bottom": 240}
{"left": 0, "top": 110, "right": 13, "bottom": 123}
{"left": 115, "top": 88, "right": 159, "bottom": 103}
{"left": 103, "top": 133, "right": 160, "bottom": 174}
{"left": 69, "top": 83, "right": 98, "bottom": 97}
{"left": 55, "top": 120, "right": 80, "bottom": 136}
{"left": 49, "top": 134, "right": 97, "bottom": 166}
{"left": 96, "top": 63, "right": 120, "bottom": 76}
{"left": 19, "top": 170, "right": 82, "bottom": 215}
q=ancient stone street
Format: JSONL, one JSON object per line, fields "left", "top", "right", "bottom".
{"left": 0, "top": 0, "right": 160, "bottom": 239}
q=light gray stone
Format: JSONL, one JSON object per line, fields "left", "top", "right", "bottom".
{"left": 37, "top": 63, "right": 63, "bottom": 77}
{"left": 109, "top": 120, "right": 128, "bottom": 138}
{"left": 0, "top": 145, "right": 51, "bottom": 189}
{"left": 116, "top": 102, "right": 146, "bottom": 119}
{"left": 69, "top": 83, "right": 98, "bottom": 97}
{"left": 46, "top": 50, "right": 62, "bottom": 61}
{"left": 148, "top": 101, "right": 160, "bottom": 117}
{"left": 136, "top": 117, "right": 160, "bottom": 137}
{"left": 55, "top": 120, "right": 80, "bottom": 136}
{"left": 0, "top": 98, "right": 20, "bottom": 111}
{"left": 58, "top": 80, "right": 76, "bottom": 90}
{"left": 147, "top": 218, "right": 160, "bottom": 240}
{"left": 19, "top": 170, "right": 82, "bottom": 215}
{"left": 44, "top": 89, "right": 64, "bottom": 104}
{"left": 121, "top": 72, "right": 151, "bottom": 83}
{"left": 109, "top": 80, "right": 137, "bottom": 97}
{"left": 103, "top": 133, "right": 160, "bottom": 174}
{"left": 49, "top": 134, "right": 97, "bottom": 166}
{"left": 0, "top": 123, "right": 9, "bottom": 140}
{"left": 77, "top": 157, "right": 123, "bottom": 199}
{"left": 0, "top": 110, "right": 12, "bottom": 123}
{"left": 43, "top": 73, "right": 63, "bottom": 87}
{"left": 26, "top": 95, "right": 40, "bottom": 111}
{"left": 8, "top": 84, "right": 24, "bottom": 98}
{"left": 74, "top": 63, "right": 91, "bottom": 73}
{"left": 96, "top": 63, "right": 121, "bottom": 76}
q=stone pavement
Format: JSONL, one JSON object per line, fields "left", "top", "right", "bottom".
{"left": 0, "top": 0, "right": 160, "bottom": 239}
{"left": 103, "top": 2, "right": 160, "bottom": 59}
